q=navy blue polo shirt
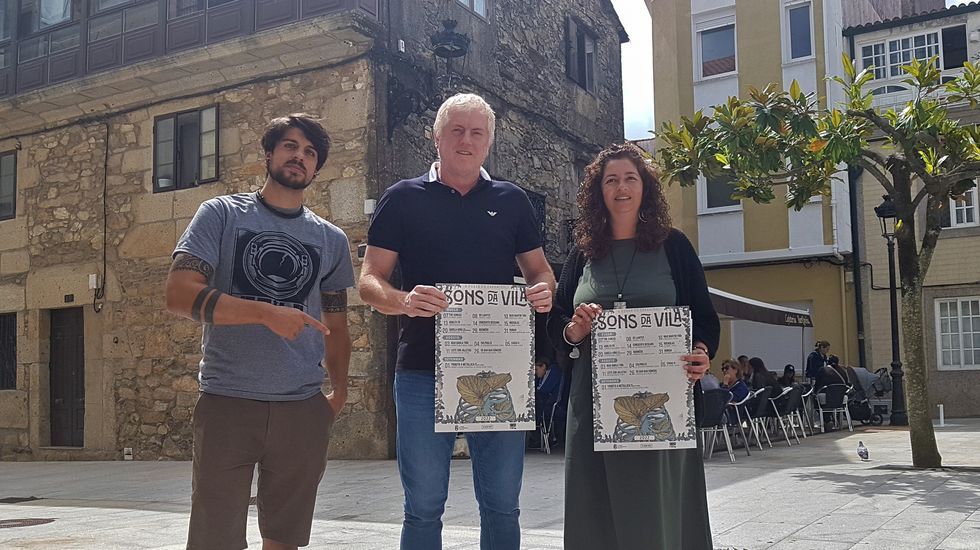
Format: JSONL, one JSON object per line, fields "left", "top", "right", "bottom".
{"left": 368, "top": 163, "right": 542, "bottom": 372}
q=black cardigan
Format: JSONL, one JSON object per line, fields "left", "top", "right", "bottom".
{"left": 546, "top": 229, "right": 721, "bottom": 419}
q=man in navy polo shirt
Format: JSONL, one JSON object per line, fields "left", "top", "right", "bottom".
{"left": 358, "top": 93, "right": 555, "bottom": 550}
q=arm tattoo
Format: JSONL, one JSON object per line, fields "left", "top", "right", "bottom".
{"left": 171, "top": 253, "right": 215, "bottom": 282}
{"left": 321, "top": 289, "right": 348, "bottom": 313}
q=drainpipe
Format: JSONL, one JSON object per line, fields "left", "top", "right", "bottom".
{"left": 843, "top": 33, "right": 869, "bottom": 371}
{"left": 830, "top": 175, "right": 849, "bottom": 363}
{"left": 848, "top": 164, "right": 869, "bottom": 370}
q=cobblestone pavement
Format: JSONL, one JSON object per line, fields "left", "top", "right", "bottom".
{"left": 1, "top": 420, "right": 978, "bottom": 549}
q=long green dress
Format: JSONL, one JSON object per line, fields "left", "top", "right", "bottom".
{"left": 564, "top": 239, "right": 713, "bottom": 550}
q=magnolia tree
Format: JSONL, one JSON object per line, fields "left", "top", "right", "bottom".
{"left": 655, "top": 56, "right": 980, "bottom": 468}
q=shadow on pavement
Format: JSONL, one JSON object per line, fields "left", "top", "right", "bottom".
{"left": 788, "top": 466, "right": 980, "bottom": 514}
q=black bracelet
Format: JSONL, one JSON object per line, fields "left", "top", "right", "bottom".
{"left": 203, "top": 289, "right": 223, "bottom": 324}
{"left": 190, "top": 286, "right": 214, "bottom": 323}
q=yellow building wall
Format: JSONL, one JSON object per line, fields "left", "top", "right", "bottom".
{"left": 813, "top": 0, "right": 827, "bottom": 108}
{"left": 743, "top": 186, "right": 792, "bottom": 252}
{"left": 650, "top": 0, "right": 693, "bottom": 135}
{"left": 649, "top": 0, "right": 698, "bottom": 244}
{"left": 705, "top": 261, "right": 858, "bottom": 368}
{"left": 735, "top": 0, "right": 783, "bottom": 97}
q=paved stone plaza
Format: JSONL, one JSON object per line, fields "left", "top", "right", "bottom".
{"left": 1, "top": 420, "right": 978, "bottom": 549}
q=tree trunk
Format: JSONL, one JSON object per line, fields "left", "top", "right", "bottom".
{"left": 900, "top": 284, "right": 943, "bottom": 468}
{"left": 891, "top": 164, "right": 943, "bottom": 468}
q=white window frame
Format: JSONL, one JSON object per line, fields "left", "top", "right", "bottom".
{"left": 887, "top": 32, "right": 940, "bottom": 77}
{"left": 694, "top": 12, "right": 737, "bottom": 82}
{"left": 946, "top": 185, "right": 979, "bottom": 229}
{"left": 782, "top": 0, "right": 814, "bottom": 64}
{"left": 860, "top": 42, "right": 887, "bottom": 80}
{"left": 935, "top": 296, "right": 980, "bottom": 371}
{"left": 455, "top": 0, "right": 487, "bottom": 19}
{"left": 697, "top": 174, "right": 742, "bottom": 215}
{"left": 858, "top": 28, "right": 947, "bottom": 82}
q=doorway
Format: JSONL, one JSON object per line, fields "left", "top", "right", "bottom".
{"left": 50, "top": 307, "right": 84, "bottom": 447}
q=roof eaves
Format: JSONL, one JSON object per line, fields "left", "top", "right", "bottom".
{"left": 843, "top": 1, "right": 980, "bottom": 36}
{"left": 601, "top": 0, "right": 630, "bottom": 43}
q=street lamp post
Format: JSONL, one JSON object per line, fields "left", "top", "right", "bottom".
{"left": 874, "top": 195, "right": 909, "bottom": 426}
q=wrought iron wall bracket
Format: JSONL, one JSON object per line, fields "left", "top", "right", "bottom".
{"left": 386, "top": 75, "right": 444, "bottom": 141}
{"left": 385, "top": 19, "right": 471, "bottom": 141}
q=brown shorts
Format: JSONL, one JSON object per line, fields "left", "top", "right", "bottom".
{"left": 186, "top": 392, "right": 334, "bottom": 550}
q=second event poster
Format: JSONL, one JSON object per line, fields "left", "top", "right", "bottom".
{"left": 591, "top": 306, "right": 698, "bottom": 451}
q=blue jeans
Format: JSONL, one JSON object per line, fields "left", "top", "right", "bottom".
{"left": 394, "top": 370, "right": 525, "bottom": 550}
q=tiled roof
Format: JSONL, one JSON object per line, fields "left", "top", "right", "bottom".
{"left": 843, "top": 1, "right": 980, "bottom": 35}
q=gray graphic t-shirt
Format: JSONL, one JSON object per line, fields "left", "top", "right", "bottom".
{"left": 174, "top": 192, "right": 355, "bottom": 401}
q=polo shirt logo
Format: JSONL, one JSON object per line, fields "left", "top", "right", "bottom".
{"left": 487, "top": 211, "right": 497, "bottom": 217}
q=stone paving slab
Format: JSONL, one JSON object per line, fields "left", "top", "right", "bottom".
{"left": 1, "top": 420, "right": 979, "bottom": 549}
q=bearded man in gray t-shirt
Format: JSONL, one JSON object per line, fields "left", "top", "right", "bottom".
{"left": 166, "top": 113, "right": 354, "bottom": 550}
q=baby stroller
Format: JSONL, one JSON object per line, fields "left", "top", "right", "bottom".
{"left": 867, "top": 367, "right": 894, "bottom": 421}
{"left": 845, "top": 366, "right": 884, "bottom": 426}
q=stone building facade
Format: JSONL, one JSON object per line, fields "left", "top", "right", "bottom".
{"left": 0, "top": 0, "right": 626, "bottom": 460}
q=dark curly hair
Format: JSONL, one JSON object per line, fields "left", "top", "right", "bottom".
{"left": 261, "top": 113, "right": 331, "bottom": 172}
{"left": 574, "top": 143, "right": 672, "bottom": 260}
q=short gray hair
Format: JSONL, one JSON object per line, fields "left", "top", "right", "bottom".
{"left": 433, "top": 93, "right": 496, "bottom": 144}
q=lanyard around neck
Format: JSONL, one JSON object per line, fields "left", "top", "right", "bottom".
{"left": 610, "top": 245, "right": 639, "bottom": 302}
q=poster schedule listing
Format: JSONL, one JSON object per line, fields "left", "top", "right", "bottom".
{"left": 434, "top": 283, "right": 536, "bottom": 433}
{"left": 591, "top": 306, "right": 698, "bottom": 451}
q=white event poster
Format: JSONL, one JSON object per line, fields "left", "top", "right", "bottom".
{"left": 591, "top": 306, "right": 697, "bottom": 451}
{"left": 434, "top": 283, "right": 535, "bottom": 432}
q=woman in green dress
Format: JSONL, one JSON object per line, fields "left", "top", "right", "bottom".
{"left": 548, "top": 143, "right": 720, "bottom": 549}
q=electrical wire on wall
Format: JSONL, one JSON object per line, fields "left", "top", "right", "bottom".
{"left": 93, "top": 122, "right": 109, "bottom": 313}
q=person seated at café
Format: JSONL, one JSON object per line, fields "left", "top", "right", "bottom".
{"left": 737, "top": 354, "right": 752, "bottom": 383}
{"left": 721, "top": 358, "right": 750, "bottom": 402}
{"left": 748, "top": 357, "right": 780, "bottom": 392}
{"left": 535, "top": 357, "right": 561, "bottom": 420}
{"left": 701, "top": 370, "right": 722, "bottom": 391}
{"left": 815, "top": 355, "right": 848, "bottom": 390}
{"left": 778, "top": 364, "right": 797, "bottom": 388}
{"left": 813, "top": 355, "right": 849, "bottom": 430}
{"left": 533, "top": 357, "right": 564, "bottom": 446}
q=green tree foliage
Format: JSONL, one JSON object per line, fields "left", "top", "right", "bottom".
{"left": 655, "top": 55, "right": 980, "bottom": 468}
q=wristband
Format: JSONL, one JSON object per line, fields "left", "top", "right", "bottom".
{"left": 563, "top": 322, "right": 584, "bottom": 346}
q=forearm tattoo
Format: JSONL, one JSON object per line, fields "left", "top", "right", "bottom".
{"left": 203, "top": 288, "right": 223, "bottom": 324}
{"left": 190, "top": 286, "right": 214, "bottom": 322}
{"left": 190, "top": 286, "right": 223, "bottom": 323}
{"left": 171, "top": 253, "right": 215, "bottom": 282}
{"left": 322, "top": 290, "right": 348, "bottom": 313}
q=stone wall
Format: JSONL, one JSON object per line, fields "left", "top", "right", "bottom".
{"left": 383, "top": 0, "right": 626, "bottom": 261}
{"left": 0, "top": 58, "right": 385, "bottom": 460}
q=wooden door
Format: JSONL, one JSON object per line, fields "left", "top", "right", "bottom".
{"left": 50, "top": 308, "right": 84, "bottom": 447}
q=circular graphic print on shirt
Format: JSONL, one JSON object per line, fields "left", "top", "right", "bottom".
{"left": 232, "top": 229, "right": 321, "bottom": 309}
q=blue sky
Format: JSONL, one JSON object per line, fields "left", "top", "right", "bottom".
{"left": 611, "top": 0, "right": 654, "bottom": 140}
